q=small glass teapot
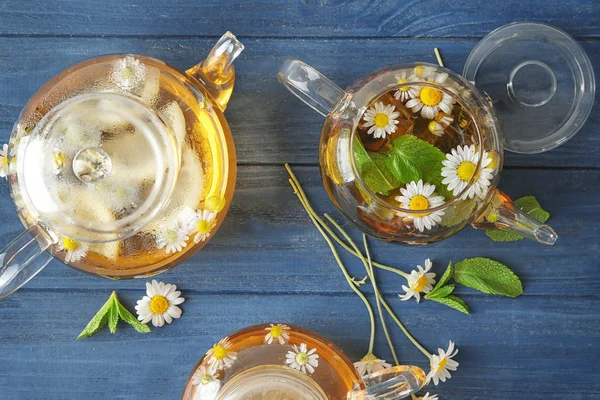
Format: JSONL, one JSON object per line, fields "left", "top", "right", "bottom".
{"left": 278, "top": 58, "right": 558, "bottom": 245}
{"left": 0, "top": 32, "right": 244, "bottom": 299}
{"left": 182, "top": 324, "right": 426, "bottom": 400}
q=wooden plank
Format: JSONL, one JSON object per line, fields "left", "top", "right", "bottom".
{"left": 0, "top": 0, "right": 598, "bottom": 38}
{"left": 1, "top": 166, "right": 598, "bottom": 297}
{"left": 0, "top": 37, "right": 598, "bottom": 167}
{"left": 0, "top": 290, "right": 598, "bottom": 399}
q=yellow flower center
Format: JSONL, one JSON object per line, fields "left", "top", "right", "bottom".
{"left": 53, "top": 152, "right": 65, "bottom": 169}
{"left": 412, "top": 275, "right": 429, "bottom": 292}
{"left": 487, "top": 212, "right": 499, "bottom": 223}
{"left": 212, "top": 344, "right": 228, "bottom": 360}
{"left": 270, "top": 325, "right": 283, "bottom": 338}
{"left": 362, "top": 353, "right": 377, "bottom": 362}
{"left": 197, "top": 220, "right": 211, "bottom": 234}
{"left": 409, "top": 195, "right": 430, "bottom": 211}
{"left": 149, "top": 295, "right": 169, "bottom": 314}
{"left": 428, "top": 121, "right": 440, "bottom": 133}
{"left": 438, "top": 357, "right": 448, "bottom": 370}
{"left": 373, "top": 113, "right": 389, "bottom": 128}
{"left": 62, "top": 237, "right": 79, "bottom": 251}
{"left": 420, "top": 87, "right": 443, "bottom": 106}
{"left": 397, "top": 78, "right": 410, "bottom": 92}
{"left": 166, "top": 229, "right": 178, "bottom": 242}
{"left": 3, "top": 157, "right": 8, "bottom": 168}
{"left": 457, "top": 161, "right": 477, "bottom": 182}
{"left": 122, "top": 66, "right": 134, "bottom": 79}
{"left": 295, "top": 352, "right": 309, "bottom": 366}
{"left": 414, "top": 66, "right": 425, "bottom": 78}
{"left": 200, "top": 374, "right": 212, "bottom": 385}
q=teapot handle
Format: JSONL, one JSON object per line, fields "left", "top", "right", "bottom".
{"left": 278, "top": 58, "right": 351, "bottom": 117}
{"left": 0, "top": 225, "right": 56, "bottom": 300}
{"left": 349, "top": 365, "right": 426, "bottom": 399}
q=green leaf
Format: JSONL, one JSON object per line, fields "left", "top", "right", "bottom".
{"left": 353, "top": 139, "right": 400, "bottom": 195}
{"left": 454, "top": 257, "right": 523, "bottom": 297}
{"left": 117, "top": 301, "right": 151, "bottom": 334}
{"left": 77, "top": 292, "right": 117, "bottom": 339}
{"left": 486, "top": 196, "right": 550, "bottom": 242}
{"left": 107, "top": 297, "right": 119, "bottom": 334}
{"left": 427, "top": 261, "right": 453, "bottom": 297}
{"left": 371, "top": 151, "right": 420, "bottom": 189}
{"left": 425, "top": 284, "right": 455, "bottom": 299}
{"left": 428, "top": 295, "right": 470, "bottom": 314}
{"left": 440, "top": 198, "right": 477, "bottom": 227}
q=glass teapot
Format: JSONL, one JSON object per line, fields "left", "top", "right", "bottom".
{"left": 182, "top": 324, "right": 426, "bottom": 400}
{"left": 0, "top": 32, "right": 244, "bottom": 299}
{"left": 278, "top": 59, "right": 558, "bottom": 245}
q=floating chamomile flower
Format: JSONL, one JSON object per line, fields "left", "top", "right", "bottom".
{"left": 427, "top": 341, "right": 459, "bottom": 385}
{"left": 264, "top": 323, "right": 291, "bottom": 345}
{"left": 206, "top": 338, "right": 237, "bottom": 371}
{"left": 399, "top": 259, "right": 436, "bottom": 303}
{"left": 191, "top": 366, "right": 220, "bottom": 400}
{"left": 441, "top": 144, "right": 493, "bottom": 200}
{"left": 362, "top": 102, "right": 400, "bottom": 139}
{"left": 393, "top": 72, "right": 417, "bottom": 102}
{"left": 112, "top": 55, "right": 146, "bottom": 91}
{"left": 285, "top": 343, "right": 319, "bottom": 375}
{"left": 56, "top": 236, "right": 89, "bottom": 263}
{"left": 135, "top": 280, "right": 185, "bottom": 327}
{"left": 406, "top": 72, "right": 455, "bottom": 119}
{"left": 395, "top": 180, "right": 445, "bottom": 232}
{"left": 0, "top": 143, "right": 9, "bottom": 178}
{"left": 354, "top": 353, "right": 392, "bottom": 377}
{"left": 427, "top": 113, "right": 454, "bottom": 137}
{"left": 189, "top": 209, "right": 216, "bottom": 244}
{"left": 156, "top": 223, "right": 189, "bottom": 254}
{"left": 418, "top": 393, "right": 439, "bottom": 400}
{"left": 410, "top": 65, "right": 437, "bottom": 81}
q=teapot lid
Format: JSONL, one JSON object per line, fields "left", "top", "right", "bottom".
{"left": 15, "top": 92, "right": 179, "bottom": 243}
{"left": 463, "top": 22, "right": 595, "bottom": 154}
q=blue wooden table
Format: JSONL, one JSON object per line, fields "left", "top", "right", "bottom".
{"left": 0, "top": 1, "right": 599, "bottom": 399}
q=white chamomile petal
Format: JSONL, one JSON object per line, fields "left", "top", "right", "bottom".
{"left": 285, "top": 343, "right": 319, "bottom": 375}
{"left": 441, "top": 144, "right": 494, "bottom": 200}
{"left": 362, "top": 101, "right": 400, "bottom": 139}
{"left": 135, "top": 280, "right": 185, "bottom": 328}
{"left": 56, "top": 236, "right": 89, "bottom": 263}
{"left": 426, "top": 341, "right": 459, "bottom": 386}
{"left": 395, "top": 180, "right": 445, "bottom": 232}
{"left": 156, "top": 223, "right": 189, "bottom": 254}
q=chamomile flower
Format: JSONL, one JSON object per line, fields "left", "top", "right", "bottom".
{"left": 0, "top": 144, "right": 9, "bottom": 178}
{"left": 206, "top": 338, "right": 237, "bottom": 371}
{"left": 191, "top": 366, "right": 220, "bottom": 400}
{"left": 393, "top": 72, "right": 417, "bottom": 102}
{"left": 406, "top": 73, "right": 455, "bottom": 119}
{"left": 427, "top": 113, "right": 454, "bottom": 137}
{"left": 112, "top": 55, "right": 146, "bottom": 91}
{"left": 418, "top": 393, "right": 439, "bottom": 400}
{"left": 399, "top": 259, "right": 436, "bottom": 303}
{"left": 354, "top": 353, "right": 392, "bottom": 376}
{"left": 135, "top": 280, "right": 184, "bottom": 327}
{"left": 427, "top": 341, "right": 459, "bottom": 385}
{"left": 285, "top": 343, "right": 319, "bottom": 374}
{"left": 395, "top": 180, "right": 445, "bottom": 232}
{"left": 264, "top": 323, "right": 291, "bottom": 345}
{"left": 156, "top": 223, "right": 189, "bottom": 254}
{"left": 441, "top": 144, "right": 493, "bottom": 200}
{"left": 56, "top": 236, "right": 89, "bottom": 263}
{"left": 362, "top": 102, "right": 400, "bottom": 139}
{"left": 188, "top": 209, "right": 217, "bottom": 243}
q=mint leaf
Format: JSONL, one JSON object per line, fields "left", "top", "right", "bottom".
{"left": 486, "top": 196, "right": 549, "bottom": 242}
{"left": 440, "top": 198, "right": 477, "bottom": 227}
{"left": 107, "top": 296, "right": 119, "bottom": 334}
{"left": 425, "top": 284, "right": 454, "bottom": 299}
{"left": 353, "top": 139, "right": 399, "bottom": 195}
{"left": 454, "top": 257, "right": 523, "bottom": 297}
{"left": 117, "top": 301, "right": 151, "bottom": 334}
{"left": 77, "top": 292, "right": 117, "bottom": 339}
{"left": 429, "top": 295, "right": 470, "bottom": 314}
{"left": 428, "top": 262, "right": 453, "bottom": 295}
{"left": 371, "top": 151, "right": 420, "bottom": 189}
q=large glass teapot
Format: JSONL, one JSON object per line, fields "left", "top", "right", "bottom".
{"left": 0, "top": 32, "right": 244, "bottom": 299}
{"left": 182, "top": 324, "right": 426, "bottom": 400}
{"left": 278, "top": 59, "right": 558, "bottom": 245}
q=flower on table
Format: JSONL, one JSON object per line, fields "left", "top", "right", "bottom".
{"left": 188, "top": 209, "right": 217, "bottom": 244}
{"left": 399, "top": 259, "right": 436, "bottom": 303}
{"left": 206, "top": 337, "right": 237, "bottom": 371}
{"left": 264, "top": 323, "right": 291, "bottom": 345}
{"left": 56, "top": 236, "right": 89, "bottom": 263}
{"left": 285, "top": 343, "right": 319, "bottom": 374}
{"left": 393, "top": 71, "right": 417, "bottom": 102}
{"left": 417, "top": 393, "right": 439, "bottom": 400}
{"left": 427, "top": 112, "right": 454, "bottom": 137}
{"left": 406, "top": 72, "right": 455, "bottom": 119}
{"left": 112, "top": 55, "right": 146, "bottom": 91}
{"left": 363, "top": 102, "right": 400, "bottom": 139}
{"left": 354, "top": 353, "right": 392, "bottom": 376}
{"left": 156, "top": 223, "right": 189, "bottom": 254}
{"left": 395, "top": 180, "right": 445, "bottom": 232}
{"left": 427, "top": 341, "right": 459, "bottom": 385}
{"left": 135, "top": 280, "right": 185, "bottom": 327}
{"left": 441, "top": 144, "right": 493, "bottom": 200}
{"left": 0, "top": 143, "right": 10, "bottom": 178}
{"left": 191, "top": 365, "right": 221, "bottom": 400}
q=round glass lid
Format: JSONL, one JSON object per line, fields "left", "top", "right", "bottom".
{"left": 16, "top": 92, "right": 179, "bottom": 243}
{"left": 463, "top": 22, "right": 595, "bottom": 153}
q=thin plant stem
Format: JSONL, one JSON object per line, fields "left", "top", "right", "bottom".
{"left": 284, "top": 164, "right": 409, "bottom": 279}
{"left": 434, "top": 47, "right": 444, "bottom": 67}
{"left": 288, "top": 178, "right": 376, "bottom": 354}
{"left": 363, "top": 234, "right": 400, "bottom": 366}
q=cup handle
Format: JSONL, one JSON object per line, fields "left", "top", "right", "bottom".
{"left": 0, "top": 225, "right": 56, "bottom": 300}
{"left": 348, "top": 365, "right": 426, "bottom": 399}
{"left": 278, "top": 58, "right": 351, "bottom": 117}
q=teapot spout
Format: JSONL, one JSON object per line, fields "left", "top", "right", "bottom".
{"left": 473, "top": 190, "right": 558, "bottom": 245}
{"left": 186, "top": 31, "right": 244, "bottom": 110}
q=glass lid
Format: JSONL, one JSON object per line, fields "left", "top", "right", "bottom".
{"left": 463, "top": 22, "right": 595, "bottom": 154}
{"left": 16, "top": 92, "right": 179, "bottom": 243}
